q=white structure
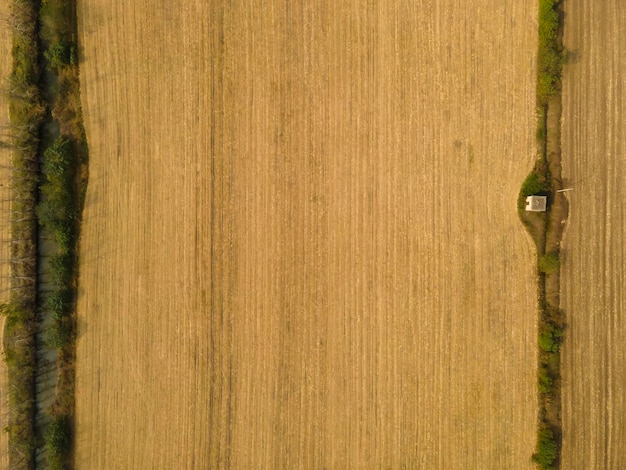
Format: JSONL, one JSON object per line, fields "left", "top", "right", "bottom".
{"left": 525, "top": 195, "right": 547, "bottom": 212}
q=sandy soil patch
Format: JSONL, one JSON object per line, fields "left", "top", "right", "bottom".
{"left": 561, "top": 1, "right": 626, "bottom": 467}
{"left": 76, "top": 1, "right": 538, "bottom": 468}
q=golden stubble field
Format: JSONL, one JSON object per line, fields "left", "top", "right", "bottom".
{"left": 0, "top": 0, "right": 14, "bottom": 464}
{"left": 561, "top": 0, "right": 626, "bottom": 467}
{"left": 76, "top": 1, "right": 538, "bottom": 468}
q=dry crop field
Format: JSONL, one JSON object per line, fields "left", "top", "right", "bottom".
{"left": 76, "top": 1, "right": 538, "bottom": 468}
{"left": 561, "top": 0, "right": 626, "bottom": 467}
{"left": 0, "top": 0, "right": 15, "bottom": 464}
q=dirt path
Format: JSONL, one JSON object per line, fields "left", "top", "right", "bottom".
{"left": 560, "top": 0, "right": 626, "bottom": 467}
{"left": 76, "top": 1, "right": 538, "bottom": 468}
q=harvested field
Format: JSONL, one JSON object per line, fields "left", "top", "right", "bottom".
{"left": 76, "top": 1, "right": 538, "bottom": 468}
{"left": 561, "top": 0, "right": 626, "bottom": 467}
{"left": 0, "top": 0, "right": 15, "bottom": 464}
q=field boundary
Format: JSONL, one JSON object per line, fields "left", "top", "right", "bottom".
{"left": 519, "top": 1, "right": 567, "bottom": 469}
{"left": 1, "top": 0, "right": 44, "bottom": 466}
{"left": 1, "top": 0, "right": 86, "bottom": 468}
{"left": 38, "top": 0, "right": 88, "bottom": 467}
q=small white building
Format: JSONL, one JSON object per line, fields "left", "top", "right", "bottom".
{"left": 525, "top": 195, "right": 547, "bottom": 212}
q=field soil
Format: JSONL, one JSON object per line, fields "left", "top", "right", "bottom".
{"left": 561, "top": 0, "right": 626, "bottom": 467}
{"left": 0, "top": 0, "right": 14, "bottom": 464}
{"left": 76, "top": 1, "right": 538, "bottom": 468}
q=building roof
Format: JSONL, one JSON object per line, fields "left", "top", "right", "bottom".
{"left": 525, "top": 195, "right": 547, "bottom": 212}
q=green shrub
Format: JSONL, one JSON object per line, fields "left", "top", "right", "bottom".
{"left": 0, "top": 302, "right": 29, "bottom": 321}
{"left": 38, "top": 137, "right": 77, "bottom": 234}
{"left": 538, "top": 0, "right": 559, "bottom": 42}
{"left": 49, "top": 252, "right": 73, "bottom": 287}
{"left": 538, "top": 366, "right": 553, "bottom": 394}
{"left": 46, "top": 288, "right": 72, "bottom": 319}
{"left": 46, "top": 319, "right": 72, "bottom": 348}
{"left": 539, "top": 252, "right": 560, "bottom": 274}
{"left": 54, "top": 220, "right": 75, "bottom": 252}
{"left": 539, "top": 323, "right": 563, "bottom": 352}
{"left": 521, "top": 173, "right": 543, "bottom": 197}
{"left": 533, "top": 427, "right": 558, "bottom": 469}
{"left": 536, "top": 0, "right": 563, "bottom": 106}
{"left": 37, "top": 197, "right": 74, "bottom": 233}
{"left": 43, "top": 137, "right": 73, "bottom": 176}
{"left": 44, "top": 415, "right": 72, "bottom": 470}
{"left": 44, "top": 41, "right": 72, "bottom": 71}
{"left": 539, "top": 331, "right": 556, "bottom": 352}
{"left": 518, "top": 166, "right": 550, "bottom": 212}
{"left": 537, "top": 73, "right": 557, "bottom": 104}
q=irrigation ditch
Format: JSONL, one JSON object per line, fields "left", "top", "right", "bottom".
{"left": 518, "top": 1, "right": 567, "bottom": 469}
{"left": 1, "top": 0, "right": 87, "bottom": 468}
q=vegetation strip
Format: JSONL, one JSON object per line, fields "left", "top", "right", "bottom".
{"left": 2, "top": 0, "right": 44, "bottom": 466}
{"left": 1, "top": 0, "right": 86, "bottom": 468}
{"left": 519, "top": 0, "right": 566, "bottom": 469}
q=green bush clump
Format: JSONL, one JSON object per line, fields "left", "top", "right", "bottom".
{"left": 533, "top": 428, "right": 558, "bottom": 469}
{"left": 46, "top": 288, "right": 72, "bottom": 319}
{"left": 49, "top": 252, "right": 73, "bottom": 287}
{"left": 46, "top": 319, "right": 72, "bottom": 348}
{"left": 539, "top": 324, "right": 563, "bottom": 352}
{"left": 537, "top": 0, "right": 563, "bottom": 106}
{"left": 538, "top": 0, "right": 559, "bottom": 41}
{"left": 539, "top": 252, "right": 560, "bottom": 274}
{"left": 518, "top": 164, "right": 550, "bottom": 212}
{"left": 44, "top": 415, "right": 72, "bottom": 470}
{"left": 521, "top": 173, "right": 543, "bottom": 197}
{"left": 38, "top": 137, "right": 77, "bottom": 236}
{"left": 539, "top": 331, "right": 556, "bottom": 352}
{"left": 538, "top": 365, "right": 553, "bottom": 394}
{"left": 44, "top": 41, "right": 72, "bottom": 70}
{"left": 43, "top": 136, "right": 73, "bottom": 174}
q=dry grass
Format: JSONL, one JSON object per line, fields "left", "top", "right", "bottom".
{"left": 561, "top": 0, "right": 626, "bottom": 467}
{"left": 76, "top": 1, "right": 539, "bottom": 468}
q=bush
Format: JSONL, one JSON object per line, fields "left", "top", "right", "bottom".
{"left": 539, "top": 252, "right": 560, "bottom": 274}
{"left": 536, "top": 0, "right": 563, "bottom": 106}
{"left": 46, "top": 319, "right": 72, "bottom": 348}
{"left": 44, "top": 41, "right": 72, "bottom": 71}
{"left": 539, "top": 331, "right": 555, "bottom": 352}
{"left": 518, "top": 165, "right": 550, "bottom": 212}
{"left": 38, "top": 137, "right": 77, "bottom": 236}
{"left": 49, "top": 252, "right": 73, "bottom": 287}
{"left": 43, "top": 137, "right": 73, "bottom": 176}
{"left": 0, "top": 302, "right": 29, "bottom": 321}
{"left": 521, "top": 173, "right": 543, "bottom": 197}
{"left": 533, "top": 428, "right": 558, "bottom": 469}
{"left": 538, "top": 0, "right": 559, "bottom": 42}
{"left": 539, "top": 324, "right": 563, "bottom": 352}
{"left": 54, "top": 220, "right": 75, "bottom": 252}
{"left": 44, "top": 415, "right": 72, "bottom": 470}
{"left": 46, "top": 288, "right": 72, "bottom": 319}
{"left": 538, "top": 365, "right": 553, "bottom": 394}
{"left": 539, "top": 331, "right": 557, "bottom": 352}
